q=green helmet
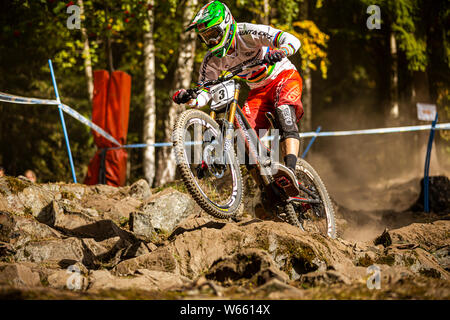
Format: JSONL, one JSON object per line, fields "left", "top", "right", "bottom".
{"left": 186, "top": 1, "right": 237, "bottom": 58}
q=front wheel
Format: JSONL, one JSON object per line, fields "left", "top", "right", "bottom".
{"left": 172, "top": 109, "right": 243, "bottom": 219}
{"left": 292, "top": 158, "right": 337, "bottom": 239}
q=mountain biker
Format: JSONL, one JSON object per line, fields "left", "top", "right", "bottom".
{"left": 172, "top": 1, "right": 303, "bottom": 179}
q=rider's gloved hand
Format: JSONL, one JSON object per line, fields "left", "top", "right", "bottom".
{"left": 172, "top": 89, "right": 197, "bottom": 104}
{"left": 263, "top": 49, "right": 287, "bottom": 65}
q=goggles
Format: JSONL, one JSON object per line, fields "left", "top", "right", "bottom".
{"left": 198, "top": 25, "right": 224, "bottom": 48}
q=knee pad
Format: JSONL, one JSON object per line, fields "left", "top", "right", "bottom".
{"left": 275, "top": 104, "right": 300, "bottom": 142}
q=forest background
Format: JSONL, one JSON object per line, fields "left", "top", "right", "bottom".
{"left": 0, "top": 0, "right": 448, "bottom": 190}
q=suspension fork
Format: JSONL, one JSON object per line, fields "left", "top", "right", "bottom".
{"left": 223, "top": 84, "right": 241, "bottom": 155}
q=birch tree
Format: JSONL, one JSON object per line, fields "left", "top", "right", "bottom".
{"left": 154, "top": 0, "right": 198, "bottom": 186}
{"left": 299, "top": 0, "right": 313, "bottom": 139}
{"left": 143, "top": 0, "right": 156, "bottom": 185}
{"left": 78, "top": 0, "right": 93, "bottom": 101}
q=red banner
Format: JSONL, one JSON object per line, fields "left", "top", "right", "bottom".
{"left": 84, "top": 70, "right": 131, "bottom": 187}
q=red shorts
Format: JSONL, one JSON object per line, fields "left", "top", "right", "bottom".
{"left": 241, "top": 69, "right": 304, "bottom": 134}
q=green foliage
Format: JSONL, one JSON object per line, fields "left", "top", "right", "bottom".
{"left": 0, "top": 0, "right": 448, "bottom": 183}
{"left": 362, "top": 0, "right": 428, "bottom": 71}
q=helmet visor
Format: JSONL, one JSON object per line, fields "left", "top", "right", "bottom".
{"left": 198, "top": 25, "right": 224, "bottom": 48}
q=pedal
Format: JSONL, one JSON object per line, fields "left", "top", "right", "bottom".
{"left": 271, "top": 163, "right": 301, "bottom": 197}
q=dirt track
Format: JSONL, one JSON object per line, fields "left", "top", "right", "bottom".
{"left": 0, "top": 175, "right": 449, "bottom": 300}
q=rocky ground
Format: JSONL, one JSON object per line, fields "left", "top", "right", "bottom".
{"left": 0, "top": 174, "right": 449, "bottom": 300}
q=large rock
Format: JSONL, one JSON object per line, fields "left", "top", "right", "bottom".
{"left": 371, "top": 227, "right": 450, "bottom": 280}
{"left": 432, "top": 246, "right": 450, "bottom": 271}
{"left": 138, "top": 188, "right": 197, "bottom": 233}
{"left": 82, "top": 237, "right": 149, "bottom": 268}
{"left": 67, "top": 219, "right": 138, "bottom": 244}
{"left": 115, "top": 216, "right": 354, "bottom": 283}
{"left": 410, "top": 176, "right": 450, "bottom": 214}
{"left": 0, "top": 211, "right": 15, "bottom": 242}
{"left": 205, "top": 248, "right": 289, "bottom": 285}
{"left": 42, "top": 183, "right": 87, "bottom": 201}
{"left": 0, "top": 263, "right": 41, "bottom": 287}
{"left": 0, "top": 177, "right": 54, "bottom": 218}
{"left": 80, "top": 193, "right": 141, "bottom": 223}
{"left": 129, "top": 212, "right": 156, "bottom": 242}
{"left": 389, "top": 221, "right": 450, "bottom": 251}
{"left": 36, "top": 199, "right": 98, "bottom": 230}
{"left": 114, "top": 247, "right": 177, "bottom": 276}
{"left": 15, "top": 237, "right": 95, "bottom": 268}
{"left": 0, "top": 211, "right": 62, "bottom": 250}
{"left": 47, "top": 265, "right": 89, "bottom": 291}
{"left": 127, "top": 179, "right": 152, "bottom": 201}
{"left": 88, "top": 269, "right": 190, "bottom": 292}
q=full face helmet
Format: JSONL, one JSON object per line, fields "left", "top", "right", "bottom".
{"left": 186, "top": 1, "right": 237, "bottom": 58}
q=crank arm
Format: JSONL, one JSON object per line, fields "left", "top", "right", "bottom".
{"left": 298, "top": 183, "right": 319, "bottom": 200}
{"left": 288, "top": 196, "right": 321, "bottom": 204}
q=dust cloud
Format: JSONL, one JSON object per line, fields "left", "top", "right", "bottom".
{"left": 303, "top": 106, "right": 449, "bottom": 242}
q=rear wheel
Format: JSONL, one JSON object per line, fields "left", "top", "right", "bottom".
{"left": 292, "top": 158, "right": 337, "bottom": 239}
{"left": 173, "top": 109, "right": 243, "bottom": 219}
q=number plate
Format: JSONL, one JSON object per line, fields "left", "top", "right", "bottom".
{"left": 210, "top": 80, "right": 235, "bottom": 110}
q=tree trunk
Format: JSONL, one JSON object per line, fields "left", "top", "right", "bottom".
{"left": 143, "top": 0, "right": 156, "bottom": 186}
{"left": 78, "top": 0, "right": 93, "bottom": 101}
{"left": 104, "top": 2, "right": 114, "bottom": 73}
{"left": 299, "top": 0, "right": 312, "bottom": 156}
{"left": 154, "top": 0, "right": 198, "bottom": 186}
{"left": 263, "top": 0, "right": 270, "bottom": 24}
{"left": 389, "top": 32, "right": 399, "bottom": 121}
{"left": 302, "top": 69, "right": 312, "bottom": 133}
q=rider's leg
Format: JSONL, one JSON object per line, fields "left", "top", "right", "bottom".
{"left": 283, "top": 138, "right": 299, "bottom": 170}
{"left": 275, "top": 104, "right": 301, "bottom": 172}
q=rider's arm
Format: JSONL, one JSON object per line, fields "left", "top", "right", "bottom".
{"left": 240, "top": 23, "right": 301, "bottom": 57}
{"left": 187, "top": 53, "right": 219, "bottom": 108}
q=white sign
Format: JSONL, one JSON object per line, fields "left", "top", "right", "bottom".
{"left": 417, "top": 103, "right": 437, "bottom": 121}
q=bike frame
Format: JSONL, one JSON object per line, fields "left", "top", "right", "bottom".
{"left": 194, "top": 60, "right": 321, "bottom": 206}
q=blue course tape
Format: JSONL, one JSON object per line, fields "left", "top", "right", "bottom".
{"left": 0, "top": 91, "right": 121, "bottom": 147}
{"left": 2, "top": 90, "right": 449, "bottom": 150}
{"left": 109, "top": 122, "right": 450, "bottom": 150}
{"left": 0, "top": 92, "right": 59, "bottom": 106}
{"left": 299, "top": 123, "right": 450, "bottom": 138}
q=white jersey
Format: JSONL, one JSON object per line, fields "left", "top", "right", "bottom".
{"left": 190, "top": 23, "right": 301, "bottom": 107}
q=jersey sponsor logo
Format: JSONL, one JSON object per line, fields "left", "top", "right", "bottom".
{"left": 243, "top": 102, "right": 251, "bottom": 116}
{"left": 238, "top": 29, "right": 274, "bottom": 41}
{"left": 278, "top": 104, "right": 293, "bottom": 126}
{"left": 285, "top": 85, "right": 301, "bottom": 102}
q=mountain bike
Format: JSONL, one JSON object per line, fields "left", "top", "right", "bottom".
{"left": 172, "top": 60, "right": 336, "bottom": 239}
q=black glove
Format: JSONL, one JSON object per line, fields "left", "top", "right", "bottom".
{"left": 263, "top": 49, "right": 287, "bottom": 65}
{"left": 172, "top": 89, "right": 198, "bottom": 104}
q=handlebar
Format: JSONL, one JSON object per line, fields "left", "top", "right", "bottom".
{"left": 191, "top": 59, "right": 265, "bottom": 94}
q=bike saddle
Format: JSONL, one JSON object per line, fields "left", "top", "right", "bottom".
{"left": 271, "top": 162, "right": 301, "bottom": 197}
